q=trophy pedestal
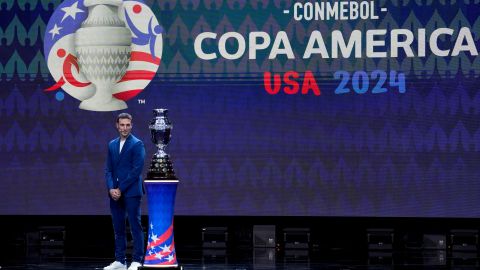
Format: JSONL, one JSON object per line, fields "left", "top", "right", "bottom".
{"left": 141, "top": 180, "right": 180, "bottom": 269}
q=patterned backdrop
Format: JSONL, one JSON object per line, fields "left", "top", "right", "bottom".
{"left": 0, "top": 0, "right": 479, "bottom": 216}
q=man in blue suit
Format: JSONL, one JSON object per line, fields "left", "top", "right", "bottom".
{"left": 104, "top": 113, "right": 146, "bottom": 270}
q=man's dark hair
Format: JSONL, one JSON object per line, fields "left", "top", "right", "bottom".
{"left": 116, "top": 113, "right": 133, "bottom": 123}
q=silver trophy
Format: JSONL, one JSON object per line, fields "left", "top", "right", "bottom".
{"left": 147, "top": 109, "right": 177, "bottom": 180}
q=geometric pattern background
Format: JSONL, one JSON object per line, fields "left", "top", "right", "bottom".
{"left": 0, "top": 0, "right": 479, "bottom": 216}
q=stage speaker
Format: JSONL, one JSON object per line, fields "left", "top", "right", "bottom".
{"left": 283, "top": 228, "right": 310, "bottom": 249}
{"left": 423, "top": 234, "right": 446, "bottom": 250}
{"left": 367, "top": 228, "right": 394, "bottom": 250}
{"left": 39, "top": 226, "right": 65, "bottom": 248}
{"left": 253, "top": 225, "right": 275, "bottom": 248}
{"left": 202, "top": 227, "right": 228, "bottom": 249}
{"left": 39, "top": 226, "right": 65, "bottom": 256}
{"left": 450, "top": 229, "right": 478, "bottom": 252}
{"left": 403, "top": 232, "right": 423, "bottom": 249}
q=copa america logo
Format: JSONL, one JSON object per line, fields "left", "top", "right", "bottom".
{"left": 44, "top": 0, "right": 162, "bottom": 111}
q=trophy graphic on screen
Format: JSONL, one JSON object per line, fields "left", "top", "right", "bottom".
{"left": 142, "top": 109, "right": 180, "bottom": 269}
{"left": 74, "top": 0, "right": 131, "bottom": 111}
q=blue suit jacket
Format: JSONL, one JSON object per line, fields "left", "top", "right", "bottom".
{"left": 105, "top": 134, "right": 146, "bottom": 197}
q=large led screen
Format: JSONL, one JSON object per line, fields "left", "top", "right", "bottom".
{"left": 0, "top": 0, "right": 479, "bottom": 216}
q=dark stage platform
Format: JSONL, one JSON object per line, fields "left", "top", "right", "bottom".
{"left": 2, "top": 216, "right": 480, "bottom": 269}
{"left": 2, "top": 249, "right": 480, "bottom": 270}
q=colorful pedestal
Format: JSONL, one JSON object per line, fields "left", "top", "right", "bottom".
{"left": 141, "top": 180, "right": 180, "bottom": 269}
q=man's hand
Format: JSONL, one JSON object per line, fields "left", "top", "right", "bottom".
{"left": 109, "top": 188, "right": 121, "bottom": 201}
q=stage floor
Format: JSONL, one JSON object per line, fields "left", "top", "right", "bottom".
{"left": 2, "top": 249, "right": 479, "bottom": 270}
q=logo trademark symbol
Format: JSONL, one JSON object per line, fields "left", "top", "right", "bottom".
{"left": 138, "top": 99, "right": 146, "bottom": 104}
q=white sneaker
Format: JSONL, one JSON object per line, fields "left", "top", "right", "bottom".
{"left": 128, "top": 261, "right": 142, "bottom": 270}
{"left": 104, "top": 261, "right": 127, "bottom": 270}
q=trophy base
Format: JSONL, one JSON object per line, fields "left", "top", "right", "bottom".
{"left": 79, "top": 96, "right": 127, "bottom": 111}
{"left": 147, "top": 154, "right": 177, "bottom": 180}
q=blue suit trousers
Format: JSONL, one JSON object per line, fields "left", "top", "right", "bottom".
{"left": 110, "top": 196, "right": 144, "bottom": 263}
